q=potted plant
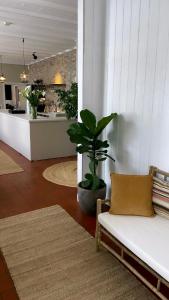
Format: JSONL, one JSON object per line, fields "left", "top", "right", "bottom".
{"left": 55, "top": 82, "right": 78, "bottom": 119}
{"left": 21, "top": 86, "right": 45, "bottom": 119}
{"left": 67, "top": 109, "right": 117, "bottom": 214}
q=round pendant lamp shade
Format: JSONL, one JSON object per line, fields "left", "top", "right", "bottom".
{"left": 20, "top": 71, "right": 28, "bottom": 83}
{"left": 0, "top": 74, "right": 6, "bottom": 83}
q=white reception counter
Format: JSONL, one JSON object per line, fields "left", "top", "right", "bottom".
{"left": 0, "top": 111, "right": 76, "bottom": 160}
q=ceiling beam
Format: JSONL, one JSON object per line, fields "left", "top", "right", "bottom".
{"left": 0, "top": 11, "right": 77, "bottom": 31}
{"left": 0, "top": 6, "right": 76, "bottom": 24}
{"left": 0, "top": 33, "right": 75, "bottom": 47}
{"left": 0, "top": 27, "right": 76, "bottom": 41}
{"left": 16, "top": 0, "right": 76, "bottom": 13}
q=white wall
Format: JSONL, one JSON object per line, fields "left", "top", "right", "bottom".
{"left": 1, "top": 64, "right": 28, "bottom": 83}
{"left": 0, "top": 64, "right": 28, "bottom": 108}
{"left": 79, "top": 0, "right": 169, "bottom": 189}
{"left": 104, "top": 0, "right": 169, "bottom": 186}
{"left": 78, "top": 0, "right": 108, "bottom": 181}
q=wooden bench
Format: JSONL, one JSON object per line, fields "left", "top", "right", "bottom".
{"left": 96, "top": 166, "right": 169, "bottom": 300}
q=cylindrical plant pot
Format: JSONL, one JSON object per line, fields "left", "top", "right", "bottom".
{"left": 31, "top": 106, "right": 37, "bottom": 119}
{"left": 78, "top": 185, "right": 106, "bottom": 215}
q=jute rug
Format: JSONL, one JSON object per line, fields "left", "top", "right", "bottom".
{"left": 43, "top": 160, "right": 77, "bottom": 187}
{"left": 0, "top": 149, "right": 23, "bottom": 175}
{"left": 0, "top": 205, "right": 156, "bottom": 300}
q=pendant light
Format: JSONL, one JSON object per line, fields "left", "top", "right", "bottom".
{"left": 0, "top": 55, "right": 6, "bottom": 83}
{"left": 20, "top": 38, "right": 28, "bottom": 83}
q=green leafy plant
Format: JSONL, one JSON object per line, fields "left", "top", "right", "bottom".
{"left": 67, "top": 109, "right": 117, "bottom": 190}
{"left": 55, "top": 82, "right": 78, "bottom": 119}
{"left": 21, "top": 86, "right": 45, "bottom": 107}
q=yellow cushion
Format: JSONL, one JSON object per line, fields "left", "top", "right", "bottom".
{"left": 109, "top": 173, "right": 154, "bottom": 217}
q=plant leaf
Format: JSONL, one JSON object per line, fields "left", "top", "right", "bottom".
{"left": 80, "top": 180, "right": 91, "bottom": 189}
{"left": 80, "top": 109, "right": 96, "bottom": 133}
{"left": 67, "top": 122, "right": 93, "bottom": 143}
{"left": 96, "top": 149, "right": 108, "bottom": 154}
{"left": 92, "top": 176, "right": 100, "bottom": 190}
{"left": 76, "top": 145, "right": 90, "bottom": 153}
{"left": 95, "top": 140, "right": 109, "bottom": 150}
{"left": 95, "top": 113, "right": 117, "bottom": 137}
{"left": 97, "top": 157, "right": 107, "bottom": 162}
{"left": 102, "top": 153, "right": 115, "bottom": 162}
{"left": 80, "top": 174, "right": 93, "bottom": 189}
{"left": 85, "top": 173, "right": 93, "bottom": 180}
{"left": 68, "top": 133, "right": 90, "bottom": 145}
{"left": 78, "top": 123, "right": 94, "bottom": 139}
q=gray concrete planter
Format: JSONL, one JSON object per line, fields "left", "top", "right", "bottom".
{"left": 78, "top": 184, "right": 106, "bottom": 215}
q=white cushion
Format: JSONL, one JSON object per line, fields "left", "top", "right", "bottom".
{"left": 98, "top": 212, "right": 169, "bottom": 282}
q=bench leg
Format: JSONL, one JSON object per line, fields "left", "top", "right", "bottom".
{"left": 95, "top": 222, "right": 101, "bottom": 251}
{"left": 95, "top": 198, "right": 102, "bottom": 252}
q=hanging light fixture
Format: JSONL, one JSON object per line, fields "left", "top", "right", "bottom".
{"left": 20, "top": 38, "right": 28, "bottom": 83}
{"left": 0, "top": 55, "right": 6, "bottom": 83}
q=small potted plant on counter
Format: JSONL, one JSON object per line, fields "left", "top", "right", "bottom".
{"left": 67, "top": 109, "right": 117, "bottom": 215}
{"left": 21, "top": 86, "right": 45, "bottom": 119}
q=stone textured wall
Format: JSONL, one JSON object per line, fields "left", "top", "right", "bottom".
{"left": 28, "top": 49, "right": 76, "bottom": 88}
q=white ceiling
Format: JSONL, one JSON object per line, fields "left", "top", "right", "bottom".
{"left": 0, "top": 0, "right": 77, "bottom": 65}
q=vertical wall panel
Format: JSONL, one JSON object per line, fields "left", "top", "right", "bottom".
{"left": 79, "top": 0, "right": 169, "bottom": 188}
{"left": 134, "top": 0, "right": 150, "bottom": 173}
{"left": 104, "top": 0, "right": 169, "bottom": 187}
{"left": 139, "top": 0, "right": 160, "bottom": 172}
{"left": 119, "top": 0, "right": 132, "bottom": 113}
{"left": 78, "top": 0, "right": 108, "bottom": 180}
{"left": 103, "top": 0, "right": 117, "bottom": 182}
{"left": 149, "top": 0, "right": 169, "bottom": 169}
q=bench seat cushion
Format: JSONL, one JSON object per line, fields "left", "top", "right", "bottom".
{"left": 98, "top": 212, "right": 169, "bottom": 282}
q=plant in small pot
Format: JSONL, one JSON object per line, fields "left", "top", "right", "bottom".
{"left": 21, "top": 86, "right": 45, "bottom": 119}
{"left": 55, "top": 82, "right": 78, "bottom": 119}
{"left": 67, "top": 109, "right": 117, "bottom": 215}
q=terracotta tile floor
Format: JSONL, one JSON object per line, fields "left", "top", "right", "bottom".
{"left": 0, "top": 141, "right": 168, "bottom": 299}
{"left": 0, "top": 141, "right": 95, "bottom": 299}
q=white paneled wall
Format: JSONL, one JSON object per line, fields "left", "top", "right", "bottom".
{"left": 104, "top": 0, "right": 169, "bottom": 186}
{"left": 78, "top": 0, "right": 169, "bottom": 189}
{"left": 78, "top": 0, "right": 107, "bottom": 181}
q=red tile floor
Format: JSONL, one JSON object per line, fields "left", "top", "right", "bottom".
{"left": 0, "top": 141, "right": 95, "bottom": 299}
{"left": 0, "top": 140, "right": 168, "bottom": 299}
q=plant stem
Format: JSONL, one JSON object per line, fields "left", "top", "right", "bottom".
{"left": 32, "top": 106, "right": 37, "bottom": 119}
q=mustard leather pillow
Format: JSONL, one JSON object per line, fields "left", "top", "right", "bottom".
{"left": 109, "top": 173, "right": 154, "bottom": 216}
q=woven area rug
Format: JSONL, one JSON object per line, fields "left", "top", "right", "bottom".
{"left": 43, "top": 160, "right": 77, "bottom": 187}
{"left": 0, "top": 205, "right": 156, "bottom": 300}
{"left": 0, "top": 149, "right": 23, "bottom": 175}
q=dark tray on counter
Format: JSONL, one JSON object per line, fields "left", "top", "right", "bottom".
{"left": 9, "top": 109, "right": 26, "bottom": 114}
